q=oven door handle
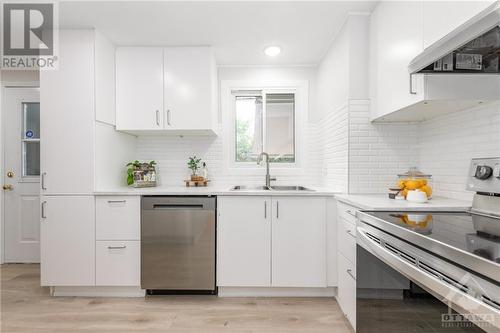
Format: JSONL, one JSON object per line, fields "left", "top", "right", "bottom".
{"left": 356, "top": 226, "right": 500, "bottom": 332}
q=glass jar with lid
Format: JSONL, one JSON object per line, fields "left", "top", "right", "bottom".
{"left": 397, "top": 167, "right": 433, "bottom": 199}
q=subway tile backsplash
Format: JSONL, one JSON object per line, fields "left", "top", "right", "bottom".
{"left": 419, "top": 102, "right": 500, "bottom": 201}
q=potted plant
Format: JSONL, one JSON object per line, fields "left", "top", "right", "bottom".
{"left": 187, "top": 156, "right": 203, "bottom": 181}
{"left": 126, "top": 160, "right": 157, "bottom": 187}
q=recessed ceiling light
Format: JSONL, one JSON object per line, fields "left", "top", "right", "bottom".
{"left": 264, "top": 46, "right": 281, "bottom": 57}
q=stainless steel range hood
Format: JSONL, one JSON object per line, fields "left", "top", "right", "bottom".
{"left": 409, "top": 2, "right": 500, "bottom": 75}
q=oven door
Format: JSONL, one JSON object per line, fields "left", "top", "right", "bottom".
{"left": 356, "top": 220, "right": 500, "bottom": 333}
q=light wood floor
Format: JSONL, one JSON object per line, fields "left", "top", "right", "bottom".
{"left": 1, "top": 264, "right": 353, "bottom": 333}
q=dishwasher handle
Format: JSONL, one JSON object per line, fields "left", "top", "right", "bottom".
{"left": 141, "top": 196, "right": 216, "bottom": 211}
{"left": 153, "top": 204, "right": 204, "bottom": 210}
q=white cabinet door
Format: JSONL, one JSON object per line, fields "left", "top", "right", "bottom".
{"left": 369, "top": 1, "right": 424, "bottom": 120}
{"left": 96, "top": 196, "right": 140, "bottom": 240}
{"left": 116, "top": 47, "right": 164, "bottom": 131}
{"left": 423, "top": 1, "right": 494, "bottom": 49}
{"left": 96, "top": 241, "right": 140, "bottom": 286}
{"left": 217, "top": 196, "right": 271, "bottom": 287}
{"left": 271, "top": 197, "right": 326, "bottom": 287}
{"left": 163, "top": 47, "right": 216, "bottom": 131}
{"left": 338, "top": 253, "right": 356, "bottom": 329}
{"left": 40, "top": 30, "right": 95, "bottom": 195}
{"left": 40, "top": 196, "right": 95, "bottom": 286}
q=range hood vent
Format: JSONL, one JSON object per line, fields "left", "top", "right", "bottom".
{"left": 409, "top": 2, "right": 500, "bottom": 75}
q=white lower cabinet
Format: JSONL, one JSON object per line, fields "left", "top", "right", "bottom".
{"left": 338, "top": 253, "right": 356, "bottom": 329}
{"left": 95, "top": 196, "right": 141, "bottom": 287}
{"left": 96, "top": 196, "right": 141, "bottom": 240}
{"left": 217, "top": 196, "right": 326, "bottom": 288}
{"left": 41, "top": 196, "right": 95, "bottom": 286}
{"left": 96, "top": 241, "right": 140, "bottom": 286}
{"left": 217, "top": 196, "right": 271, "bottom": 286}
{"left": 272, "top": 197, "right": 326, "bottom": 287}
{"left": 338, "top": 218, "right": 356, "bottom": 264}
{"left": 336, "top": 201, "right": 359, "bottom": 329}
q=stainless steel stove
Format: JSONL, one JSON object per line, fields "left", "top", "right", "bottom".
{"left": 356, "top": 157, "right": 500, "bottom": 333}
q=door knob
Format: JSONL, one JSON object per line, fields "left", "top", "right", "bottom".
{"left": 3, "top": 184, "right": 13, "bottom": 190}
{"left": 6, "top": 171, "right": 14, "bottom": 178}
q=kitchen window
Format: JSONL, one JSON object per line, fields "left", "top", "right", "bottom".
{"left": 233, "top": 90, "right": 296, "bottom": 164}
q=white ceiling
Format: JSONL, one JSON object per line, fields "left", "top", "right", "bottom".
{"left": 59, "top": 1, "right": 377, "bottom": 66}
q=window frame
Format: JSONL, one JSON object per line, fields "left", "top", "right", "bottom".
{"left": 221, "top": 80, "right": 308, "bottom": 176}
{"left": 20, "top": 102, "right": 41, "bottom": 181}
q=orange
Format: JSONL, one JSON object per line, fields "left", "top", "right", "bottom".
{"left": 405, "top": 180, "right": 422, "bottom": 190}
{"left": 421, "top": 185, "right": 432, "bottom": 198}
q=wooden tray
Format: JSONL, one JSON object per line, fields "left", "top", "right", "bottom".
{"left": 184, "top": 179, "right": 210, "bottom": 187}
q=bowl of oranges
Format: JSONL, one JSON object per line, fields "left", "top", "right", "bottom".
{"left": 396, "top": 167, "right": 432, "bottom": 200}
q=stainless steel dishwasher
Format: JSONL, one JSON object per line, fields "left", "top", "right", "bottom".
{"left": 141, "top": 196, "right": 216, "bottom": 294}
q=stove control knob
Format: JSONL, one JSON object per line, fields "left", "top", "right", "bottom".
{"left": 475, "top": 165, "right": 493, "bottom": 180}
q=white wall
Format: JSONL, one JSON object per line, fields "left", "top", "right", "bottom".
{"left": 1, "top": 70, "right": 39, "bottom": 83}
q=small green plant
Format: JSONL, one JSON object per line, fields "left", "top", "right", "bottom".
{"left": 126, "top": 160, "right": 156, "bottom": 186}
{"left": 187, "top": 156, "right": 202, "bottom": 175}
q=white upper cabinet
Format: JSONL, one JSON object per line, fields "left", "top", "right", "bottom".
{"left": 369, "top": 1, "right": 499, "bottom": 122}
{"left": 116, "top": 47, "right": 217, "bottom": 135}
{"left": 369, "top": 1, "right": 424, "bottom": 121}
{"left": 116, "top": 47, "right": 164, "bottom": 131}
{"left": 164, "top": 47, "right": 217, "bottom": 132}
{"left": 423, "top": 1, "right": 495, "bottom": 49}
{"left": 40, "top": 30, "right": 95, "bottom": 195}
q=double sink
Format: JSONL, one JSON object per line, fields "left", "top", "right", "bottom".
{"left": 231, "top": 185, "right": 314, "bottom": 192}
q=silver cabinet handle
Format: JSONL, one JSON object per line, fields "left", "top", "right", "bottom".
{"left": 347, "top": 269, "right": 356, "bottom": 281}
{"left": 346, "top": 210, "right": 356, "bottom": 217}
{"left": 167, "top": 109, "right": 171, "bottom": 126}
{"left": 264, "top": 201, "right": 267, "bottom": 219}
{"left": 108, "top": 200, "right": 126, "bottom": 204}
{"left": 41, "top": 201, "right": 47, "bottom": 218}
{"left": 346, "top": 229, "right": 356, "bottom": 239}
{"left": 108, "top": 246, "right": 126, "bottom": 250}
{"left": 41, "top": 172, "right": 47, "bottom": 190}
{"left": 276, "top": 201, "right": 279, "bottom": 219}
{"left": 409, "top": 73, "right": 417, "bottom": 95}
{"left": 155, "top": 110, "right": 160, "bottom": 126}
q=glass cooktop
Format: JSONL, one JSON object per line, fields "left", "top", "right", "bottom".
{"left": 367, "top": 211, "right": 500, "bottom": 265}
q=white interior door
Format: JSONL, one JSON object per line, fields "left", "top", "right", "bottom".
{"left": 3, "top": 87, "right": 41, "bottom": 263}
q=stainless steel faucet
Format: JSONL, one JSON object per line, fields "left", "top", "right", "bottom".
{"left": 257, "top": 152, "right": 276, "bottom": 188}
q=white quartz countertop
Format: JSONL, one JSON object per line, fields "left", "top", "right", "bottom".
{"left": 94, "top": 187, "right": 471, "bottom": 211}
{"left": 94, "top": 185, "right": 338, "bottom": 196}
{"left": 335, "top": 194, "right": 471, "bottom": 211}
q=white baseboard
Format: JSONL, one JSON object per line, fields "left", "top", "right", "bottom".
{"left": 51, "top": 286, "right": 145, "bottom": 297}
{"left": 218, "top": 287, "right": 336, "bottom": 297}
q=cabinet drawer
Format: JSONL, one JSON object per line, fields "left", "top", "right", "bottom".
{"left": 338, "top": 253, "right": 356, "bottom": 329}
{"left": 96, "top": 241, "right": 140, "bottom": 286}
{"left": 96, "top": 196, "right": 140, "bottom": 240}
{"left": 338, "top": 218, "right": 356, "bottom": 264}
{"left": 337, "top": 202, "right": 358, "bottom": 224}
